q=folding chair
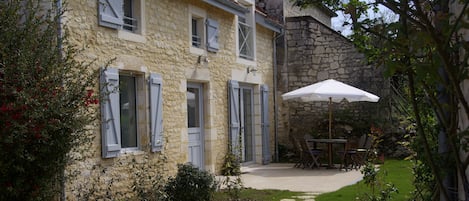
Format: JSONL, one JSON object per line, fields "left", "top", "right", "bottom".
{"left": 301, "top": 139, "right": 323, "bottom": 168}
{"left": 290, "top": 136, "right": 309, "bottom": 168}
{"left": 338, "top": 139, "right": 360, "bottom": 171}
{"left": 355, "top": 134, "right": 374, "bottom": 168}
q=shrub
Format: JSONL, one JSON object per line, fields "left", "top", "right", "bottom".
{"left": 221, "top": 151, "right": 241, "bottom": 176}
{"left": 164, "top": 163, "right": 217, "bottom": 201}
{"left": 0, "top": 1, "right": 96, "bottom": 200}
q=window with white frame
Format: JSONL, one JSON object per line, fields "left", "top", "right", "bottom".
{"left": 101, "top": 68, "right": 164, "bottom": 158}
{"left": 237, "top": 2, "right": 254, "bottom": 60}
{"left": 98, "top": 0, "right": 144, "bottom": 34}
{"left": 238, "top": 16, "right": 254, "bottom": 60}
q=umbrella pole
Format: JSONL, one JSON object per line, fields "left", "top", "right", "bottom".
{"left": 329, "top": 97, "right": 332, "bottom": 139}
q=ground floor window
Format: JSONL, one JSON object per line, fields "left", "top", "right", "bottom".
{"left": 119, "top": 74, "right": 138, "bottom": 148}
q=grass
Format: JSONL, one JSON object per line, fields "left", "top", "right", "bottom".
{"left": 213, "top": 159, "right": 414, "bottom": 201}
{"left": 315, "top": 159, "right": 415, "bottom": 201}
{"left": 213, "top": 188, "right": 305, "bottom": 201}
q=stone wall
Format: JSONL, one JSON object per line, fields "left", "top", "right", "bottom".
{"left": 283, "top": 0, "right": 333, "bottom": 27}
{"left": 278, "top": 16, "right": 391, "bottom": 148}
{"left": 63, "top": 0, "right": 277, "bottom": 199}
{"left": 255, "top": 0, "right": 333, "bottom": 27}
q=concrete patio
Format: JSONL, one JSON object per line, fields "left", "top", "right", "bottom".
{"left": 240, "top": 163, "right": 364, "bottom": 193}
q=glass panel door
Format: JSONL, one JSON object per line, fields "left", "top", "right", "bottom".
{"left": 240, "top": 86, "right": 254, "bottom": 163}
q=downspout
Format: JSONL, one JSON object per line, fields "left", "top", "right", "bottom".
{"left": 57, "top": 0, "right": 62, "bottom": 51}
{"left": 56, "top": 0, "right": 65, "bottom": 200}
{"left": 273, "top": 29, "right": 284, "bottom": 162}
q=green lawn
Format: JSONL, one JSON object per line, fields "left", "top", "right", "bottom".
{"left": 213, "top": 188, "right": 304, "bottom": 201}
{"left": 315, "top": 159, "right": 415, "bottom": 201}
{"left": 213, "top": 160, "right": 414, "bottom": 201}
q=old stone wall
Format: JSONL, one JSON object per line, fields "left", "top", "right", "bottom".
{"left": 255, "top": 0, "right": 333, "bottom": 27}
{"left": 63, "top": 0, "right": 277, "bottom": 199}
{"left": 278, "top": 16, "right": 391, "bottom": 148}
{"left": 283, "top": 1, "right": 332, "bottom": 27}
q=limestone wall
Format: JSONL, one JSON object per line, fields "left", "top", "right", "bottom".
{"left": 63, "top": 0, "right": 277, "bottom": 199}
{"left": 278, "top": 16, "right": 390, "bottom": 148}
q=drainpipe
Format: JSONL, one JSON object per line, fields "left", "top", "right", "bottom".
{"left": 57, "top": 0, "right": 63, "bottom": 52}
{"left": 55, "top": 0, "right": 65, "bottom": 200}
{"left": 273, "top": 29, "right": 284, "bottom": 162}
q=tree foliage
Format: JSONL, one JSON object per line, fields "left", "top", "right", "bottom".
{"left": 293, "top": 0, "right": 469, "bottom": 200}
{"left": 0, "top": 1, "right": 97, "bottom": 200}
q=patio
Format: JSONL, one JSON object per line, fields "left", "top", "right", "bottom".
{"left": 240, "top": 163, "right": 363, "bottom": 193}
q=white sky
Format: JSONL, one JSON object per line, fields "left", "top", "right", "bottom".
{"left": 330, "top": 2, "right": 395, "bottom": 36}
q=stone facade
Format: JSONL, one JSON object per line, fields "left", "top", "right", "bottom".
{"left": 63, "top": 0, "right": 279, "bottom": 199}
{"left": 278, "top": 16, "right": 391, "bottom": 147}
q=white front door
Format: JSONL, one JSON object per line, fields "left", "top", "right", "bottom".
{"left": 187, "top": 83, "right": 204, "bottom": 169}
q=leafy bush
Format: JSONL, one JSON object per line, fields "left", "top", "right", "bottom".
{"left": 359, "top": 162, "right": 398, "bottom": 201}
{"left": 164, "top": 163, "right": 217, "bottom": 201}
{"left": 221, "top": 151, "right": 241, "bottom": 176}
{"left": 0, "top": 1, "right": 96, "bottom": 200}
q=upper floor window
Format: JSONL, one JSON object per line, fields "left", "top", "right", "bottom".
{"left": 191, "top": 16, "right": 204, "bottom": 48}
{"left": 238, "top": 16, "right": 253, "bottom": 60}
{"left": 236, "top": 1, "right": 255, "bottom": 61}
{"left": 123, "top": 0, "right": 137, "bottom": 32}
{"left": 98, "top": 0, "right": 144, "bottom": 35}
{"left": 189, "top": 6, "right": 219, "bottom": 54}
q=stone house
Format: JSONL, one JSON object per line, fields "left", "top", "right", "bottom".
{"left": 63, "top": 0, "right": 281, "bottom": 199}
{"left": 33, "top": 0, "right": 389, "bottom": 199}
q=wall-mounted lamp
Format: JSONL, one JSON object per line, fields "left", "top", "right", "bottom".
{"left": 247, "top": 66, "right": 258, "bottom": 74}
{"left": 197, "top": 55, "right": 209, "bottom": 64}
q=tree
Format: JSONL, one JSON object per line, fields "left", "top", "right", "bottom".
{"left": 0, "top": 1, "right": 97, "bottom": 200}
{"left": 293, "top": 0, "right": 469, "bottom": 200}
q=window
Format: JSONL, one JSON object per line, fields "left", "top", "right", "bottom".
{"left": 236, "top": 1, "right": 255, "bottom": 61}
{"left": 187, "top": 87, "right": 200, "bottom": 127}
{"left": 101, "top": 68, "right": 164, "bottom": 158}
{"left": 119, "top": 74, "right": 138, "bottom": 148}
{"left": 191, "top": 17, "right": 203, "bottom": 48}
{"left": 123, "top": 0, "right": 137, "bottom": 32}
{"left": 238, "top": 16, "right": 254, "bottom": 60}
{"left": 98, "top": 0, "right": 145, "bottom": 35}
{"left": 189, "top": 6, "right": 219, "bottom": 55}
{"left": 189, "top": 6, "right": 219, "bottom": 53}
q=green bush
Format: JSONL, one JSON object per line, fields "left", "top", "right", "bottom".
{"left": 164, "top": 163, "right": 217, "bottom": 201}
{"left": 221, "top": 151, "right": 241, "bottom": 176}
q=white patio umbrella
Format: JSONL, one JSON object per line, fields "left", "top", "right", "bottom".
{"left": 281, "top": 79, "right": 380, "bottom": 139}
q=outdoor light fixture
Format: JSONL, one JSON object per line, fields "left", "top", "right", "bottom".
{"left": 197, "top": 55, "right": 209, "bottom": 64}
{"left": 247, "top": 66, "right": 258, "bottom": 74}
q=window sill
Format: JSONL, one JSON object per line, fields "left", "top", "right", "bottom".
{"left": 120, "top": 148, "right": 144, "bottom": 156}
{"left": 190, "top": 46, "right": 206, "bottom": 55}
{"left": 118, "top": 30, "right": 147, "bottom": 43}
{"left": 236, "top": 57, "right": 256, "bottom": 66}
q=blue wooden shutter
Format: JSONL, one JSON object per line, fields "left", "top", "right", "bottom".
{"left": 228, "top": 80, "right": 240, "bottom": 157}
{"left": 101, "top": 67, "right": 121, "bottom": 158}
{"left": 150, "top": 73, "right": 164, "bottom": 152}
{"left": 98, "top": 0, "right": 123, "bottom": 29}
{"left": 206, "top": 18, "right": 219, "bottom": 52}
{"left": 261, "top": 85, "right": 271, "bottom": 164}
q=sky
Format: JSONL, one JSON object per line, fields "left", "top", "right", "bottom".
{"left": 330, "top": 2, "right": 395, "bottom": 36}
{"left": 332, "top": 11, "right": 353, "bottom": 36}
